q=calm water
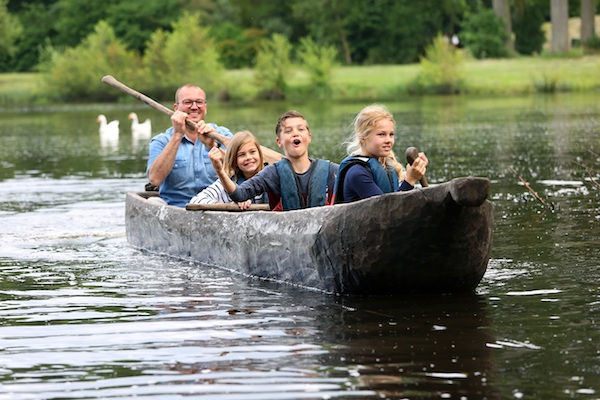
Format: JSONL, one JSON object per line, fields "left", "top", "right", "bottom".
{"left": 0, "top": 94, "right": 599, "bottom": 399}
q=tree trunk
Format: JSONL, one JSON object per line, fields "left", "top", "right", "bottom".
{"left": 550, "top": 0, "right": 569, "bottom": 53}
{"left": 581, "top": 0, "right": 596, "bottom": 43}
{"left": 340, "top": 30, "right": 352, "bottom": 64}
{"left": 492, "top": 0, "right": 514, "bottom": 51}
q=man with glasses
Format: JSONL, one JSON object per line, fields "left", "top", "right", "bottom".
{"left": 147, "top": 84, "right": 233, "bottom": 207}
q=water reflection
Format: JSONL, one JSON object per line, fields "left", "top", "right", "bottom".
{"left": 0, "top": 256, "right": 370, "bottom": 399}
{"left": 99, "top": 131, "right": 120, "bottom": 151}
{"left": 0, "top": 251, "right": 501, "bottom": 400}
{"left": 315, "top": 294, "right": 499, "bottom": 399}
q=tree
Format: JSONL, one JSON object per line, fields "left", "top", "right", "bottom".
{"left": 7, "top": 2, "right": 57, "bottom": 71}
{"left": 254, "top": 33, "right": 292, "bottom": 99}
{"left": 40, "top": 20, "right": 140, "bottom": 101}
{"left": 139, "top": 29, "right": 171, "bottom": 98}
{"left": 210, "top": 22, "right": 265, "bottom": 68}
{"left": 550, "top": 0, "right": 569, "bottom": 53}
{"left": 141, "top": 12, "right": 224, "bottom": 97}
{"left": 580, "top": 0, "right": 596, "bottom": 43}
{"left": 234, "top": 0, "right": 299, "bottom": 39}
{"left": 414, "top": 34, "right": 464, "bottom": 94}
{"left": 291, "top": 0, "right": 356, "bottom": 64}
{"left": 0, "top": 0, "right": 22, "bottom": 62}
{"left": 462, "top": 7, "right": 508, "bottom": 58}
{"left": 512, "top": 0, "right": 546, "bottom": 55}
{"left": 297, "top": 36, "right": 338, "bottom": 98}
{"left": 53, "top": 0, "right": 119, "bottom": 48}
{"left": 106, "top": 0, "right": 181, "bottom": 53}
{"left": 492, "top": 0, "right": 514, "bottom": 51}
{"left": 357, "top": 1, "right": 443, "bottom": 64}
{"left": 292, "top": 0, "right": 468, "bottom": 65}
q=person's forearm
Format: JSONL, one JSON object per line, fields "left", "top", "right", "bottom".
{"left": 148, "top": 137, "right": 180, "bottom": 185}
{"left": 216, "top": 167, "right": 237, "bottom": 194}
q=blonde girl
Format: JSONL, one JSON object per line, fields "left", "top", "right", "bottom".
{"left": 333, "top": 104, "right": 428, "bottom": 203}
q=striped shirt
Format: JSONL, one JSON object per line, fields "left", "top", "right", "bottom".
{"left": 189, "top": 179, "right": 267, "bottom": 205}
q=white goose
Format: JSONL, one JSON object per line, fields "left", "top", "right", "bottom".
{"left": 97, "top": 114, "right": 120, "bottom": 148}
{"left": 128, "top": 112, "right": 152, "bottom": 139}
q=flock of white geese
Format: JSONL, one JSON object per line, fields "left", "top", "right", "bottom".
{"left": 97, "top": 113, "right": 152, "bottom": 147}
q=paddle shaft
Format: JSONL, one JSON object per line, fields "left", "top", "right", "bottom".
{"left": 186, "top": 203, "right": 270, "bottom": 212}
{"left": 405, "top": 146, "right": 429, "bottom": 187}
{"left": 101, "top": 75, "right": 283, "bottom": 164}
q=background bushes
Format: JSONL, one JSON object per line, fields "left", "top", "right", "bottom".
{"left": 40, "top": 21, "right": 140, "bottom": 101}
{"left": 461, "top": 8, "right": 509, "bottom": 59}
{"left": 411, "top": 34, "right": 465, "bottom": 95}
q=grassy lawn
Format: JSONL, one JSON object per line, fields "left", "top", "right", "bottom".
{"left": 0, "top": 73, "right": 41, "bottom": 105}
{"left": 1, "top": 55, "right": 599, "bottom": 106}
{"left": 463, "top": 55, "right": 600, "bottom": 94}
{"left": 320, "top": 55, "right": 600, "bottom": 99}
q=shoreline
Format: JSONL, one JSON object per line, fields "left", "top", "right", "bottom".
{"left": 1, "top": 54, "right": 599, "bottom": 107}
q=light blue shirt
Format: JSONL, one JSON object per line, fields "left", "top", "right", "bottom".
{"left": 147, "top": 124, "right": 232, "bottom": 207}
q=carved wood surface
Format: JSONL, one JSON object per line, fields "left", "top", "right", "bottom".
{"left": 126, "top": 177, "right": 494, "bottom": 294}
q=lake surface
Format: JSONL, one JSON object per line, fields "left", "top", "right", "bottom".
{"left": 0, "top": 93, "right": 599, "bottom": 399}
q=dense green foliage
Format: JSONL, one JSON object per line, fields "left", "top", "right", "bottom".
{"left": 461, "top": 8, "right": 508, "bottom": 58}
{"left": 0, "top": 0, "right": 527, "bottom": 72}
{"left": 412, "top": 35, "right": 465, "bottom": 94}
{"left": 290, "top": 0, "right": 469, "bottom": 64}
{"left": 40, "top": 21, "right": 139, "bottom": 101}
{"left": 512, "top": 0, "right": 546, "bottom": 55}
{"left": 297, "top": 37, "right": 338, "bottom": 98}
{"left": 145, "top": 12, "right": 224, "bottom": 97}
{"left": 210, "top": 23, "right": 263, "bottom": 68}
{"left": 3, "top": 0, "right": 600, "bottom": 102}
{"left": 5, "top": 3, "right": 53, "bottom": 72}
{"left": 0, "top": 0, "right": 22, "bottom": 60}
{"left": 40, "top": 13, "right": 225, "bottom": 101}
{"left": 254, "top": 34, "right": 292, "bottom": 99}
{"left": 105, "top": 0, "right": 182, "bottom": 53}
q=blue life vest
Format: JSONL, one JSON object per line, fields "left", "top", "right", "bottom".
{"left": 333, "top": 155, "right": 399, "bottom": 204}
{"left": 275, "top": 158, "right": 331, "bottom": 210}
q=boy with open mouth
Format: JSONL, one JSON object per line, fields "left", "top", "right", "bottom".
{"left": 208, "top": 110, "right": 338, "bottom": 211}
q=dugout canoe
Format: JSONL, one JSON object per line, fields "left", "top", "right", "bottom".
{"left": 126, "top": 176, "right": 493, "bottom": 295}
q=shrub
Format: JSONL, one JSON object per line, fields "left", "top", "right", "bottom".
{"left": 297, "top": 37, "right": 338, "bottom": 98}
{"left": 461, "top": 8, "right": 508, "bottom": 59}
{"left": 584, "top": 35, "right": 600, "bottom": 53}
{"left": 40, "top": 21, "right": 140, "bottom": 101}
{"left": 0, "top": 0, "right": 23, "bottom": 60}
{"left": 513, "top": 3, "right": 545, "bottom": 55}
{"left": 138, "top": 29, "right": 172, "bottom": 100}
{"left": 254, "top": 34, "right": 292, "bottom": 99}
{"left": 140, "top": 12, "right": 224, "bottom": 100}
{"left": 211, "top": 23, "right": 265, "bottom": 69}
{"left": 411, "top": 34, "right": 464, "bottom": 94}
{"left": 532, "top": 70, "right": 571, "bottom": 93}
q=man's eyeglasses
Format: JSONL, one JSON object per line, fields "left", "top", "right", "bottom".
{"left": 180, "top": 99, "right": 207, "bottom": 107}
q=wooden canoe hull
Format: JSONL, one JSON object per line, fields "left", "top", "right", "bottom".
{"left": 126, "top": 177, "right": 493, "bottom": 294}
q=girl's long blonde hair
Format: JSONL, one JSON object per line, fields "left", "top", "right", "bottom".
{"left": 223, "top": 130, "right": 265, "bottom": 180}
{"left": 346, "top": 104, "right": 404, "bottom": 179}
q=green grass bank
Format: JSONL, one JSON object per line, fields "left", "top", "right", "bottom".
{"left": 1, "top": 55, "right": 599, "bottom": 107}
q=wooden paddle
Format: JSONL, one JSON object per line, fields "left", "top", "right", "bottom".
{"left": 405, "top": 146, "right": 429, "bottom": 187}
{"left": 186, "top": 203, "right": 270, "bottom": 212}
{"left": 101, "top": 75, "right": 284, "bottom": 164}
